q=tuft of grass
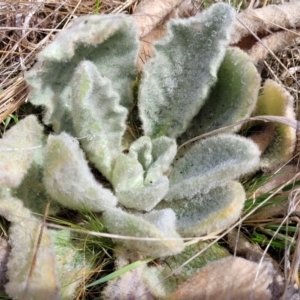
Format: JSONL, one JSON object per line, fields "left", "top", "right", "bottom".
{"left": 0, "top": 114, "right": 18, "bottom": 137}
{"left": 0, "top": 102, "right": 43, "bottom": 136}
{"left": 0, "top": 292, "right": 10, "bottom": 299}
{"left": 240, "top": 166, "right": 300, "bottom": 284}
{"left": 86, "top": 257, "right": 154, "bottom": 288}
{"left": 94, "top": 0, "right": 102, "bottom": 13}
{"left": 46, "top": 210, "right": 116, "bottom": 299}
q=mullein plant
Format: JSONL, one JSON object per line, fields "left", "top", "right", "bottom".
{"left": 0, "top": 3, "right": 295, "bottom": 299}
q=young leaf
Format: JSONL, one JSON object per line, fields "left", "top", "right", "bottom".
{"left": 139, "top": 3, "right": 236, "bottom": 138}
{"left": 116, "top": 176, "right": 169, "bottom": 212}
{"left": 145, "top": 136, "right": 177, "bottom": 185}
{"left": 26, "top": 14, "right": 139, "bottom": 133}
{"left": 43, "top": 132, "right": 117, "bottom": 212}
{"left": 112, "top": 153, "right": 145, "bottom": 191}
{"left": 127, "top": 136, "right": 153, "bottom": 170}
{"left": 112, "top": 136, "right": 176, "bottom": 211}
{"left": 165, "top": 134, "right": 260, "bottom": 201}
{"left": 112, "top": 151, "right": 169, "bottom": 211}
{"left": 72, "top": 61, "right": 128, "bottom": 181}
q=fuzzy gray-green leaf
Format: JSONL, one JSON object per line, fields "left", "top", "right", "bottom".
{"left": 160, "top": 181, "right": 245, "bottom": 236}
{"left": 179, "top": 47, "right": 261, "bottom": 143}
{"left": 112, "top": 136, "right": 176, "bottom": 211}
{"left": 1, "top": 198, "right": 60, "bottom": 299}
{"left": 116, "top": 176, "right": 169, "bottom": 211}
{"left": 102, "top": 208, "right": 184, "bottom": 257}
{"left": 0, "top": 115, "right": 44, "bottom": 188}
{"left": 112, "top": 153, "right": 144, "bottom": 191}
{"left": 145, "top": 136, "right": 177, "bottom": 185}
{"left": 72, "top": 61, "right": 128, "bottom": 181}
{"left": 12, "top": 138, "right": 61, "bottom": 215}
{"left": 138, "top": 3, "right": 236, "bottom": 138}
{"left": 165, "top": 134, "right": 260, "bottom": 201}
{"left": 127, "top": 136, "right": 153, "bottom": 171}
{"left": 44, "top": 132, "right": 117, "bottom": 212}
{"left": 26, "top": 14, "right": 139, "bottom": 133}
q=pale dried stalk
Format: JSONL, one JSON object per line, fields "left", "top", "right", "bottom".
{"left": 231, "top": 4, "right": 300, "bottom": 45}
{"left": 133, "top": 0, "right": 184, "bottom": 37}
{"left": 247, "top": 28, "right": 300, "bottom": 63}
{"left": 248, "top": 123, "right": 276, "bottom": 152}
{"left": 112, "top": 0, "right": 138, "bottom": 14}
{"left": 178, "top": 115, "right": 300, "bottom": 152}
{"left": 0, "top": 76, "right": 27, "bottom": 122}
{"left": 134, "top": 0, "right": 196, "bottom": 68}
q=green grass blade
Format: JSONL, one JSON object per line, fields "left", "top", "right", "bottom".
{"left": 94, "top": 0, "right": 101, "bottom": 13}
{"left": 282, "top": 180, "right": 300, "bottom": 192}
{"left": 86, "top": 257, "right": 154, "bottom": 288}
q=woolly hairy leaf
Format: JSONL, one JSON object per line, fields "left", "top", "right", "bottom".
{"left": 101, "top": 208, "right": 184, "bottom": 257}
{"left": 112, "top": 153, "right": 144, "bottom": 191}
{"left": 160, "top": 181, "right": 245, "bottom": 236}
{"left": 145, "top": 136, "right": 177, "bottom": 184}
{"left": 165, "top": 134, "right": 260, "bottom": 201}
{"left": 139, "top": 3, "right": 236, "bottom": 138}
{"left": 116, "top": 176, "right": 169, "bottom": 212}
{"left": 112, "top": 136, "right": 176, "bottom": 211}
{"left": 112, "top": 151, "right": 169, "bottom": 211}
{"left": 43, "top": 133, "right": 117, "bottom": 212}
{"left": 128, "top": 136, "right": 153, "bottom": 169}
{"left": 0, "top": 115, "right": 44, "bottom": 188}
{"left": 179, "top": 47, "right": 261, "bottom": 142}
{"left": 0, "top": 198, "right": 60, "bottom": 299}
{"left": 12, "top": 139, "right": 61, "bottom": 215}
{"left": 26, "top": 14, "right": 139, "bottom": 133}
{"left": 72, "top": 61, "right": 128, "bottom": 181}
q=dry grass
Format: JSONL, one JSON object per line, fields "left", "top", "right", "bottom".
{"left": 0, "top": 0, "right": 141, "bottom": 123}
